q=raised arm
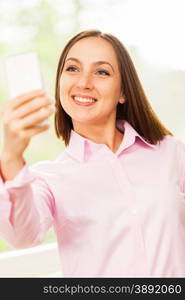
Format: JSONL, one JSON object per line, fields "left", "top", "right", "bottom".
{"left": 0, "top": 89, "right": 55, "bottom": 181}
{"left": 0, "top": 90, "right": 55, "bottom": 248}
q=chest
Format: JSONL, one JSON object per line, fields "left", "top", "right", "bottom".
{"left": 52, "top": 152, "right": 184, "bottom": 225}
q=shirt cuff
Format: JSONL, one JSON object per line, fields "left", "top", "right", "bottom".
{"left": 2, "top": 164, "right": 36, "bottom": 190}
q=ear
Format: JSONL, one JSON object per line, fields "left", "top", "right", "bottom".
{"left": 118, "top": 95, "right": 125, "bottom": 104}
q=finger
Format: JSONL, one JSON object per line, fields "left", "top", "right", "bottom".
{"left": 20, "top": 123, "right": 50, "bottom": 139}
{"left": 10, "top": 89, "right": 46, "bottom": 109}
{"left": 13, "top": 96, "right": 54, "bottom": 119}
{"left": 17, "top": 105, "right": 55, "bottom": 130}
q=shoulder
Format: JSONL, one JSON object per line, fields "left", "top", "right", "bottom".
{"left": 163, "top": 135, "right": 185, "bottom": 174}
{"left": 158, "top": 135, "right": 185, "bottom": 153}
{"left": 157, "top": 135, "right": 185, "bottom": 171}
{"left": 29, "top": 150, "right": 72, "bottom": 176}
{"left": 158, "top": 135, "right": 185, "bottom": 192}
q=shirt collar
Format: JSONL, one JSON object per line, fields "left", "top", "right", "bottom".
{"left": 116, "top": 120, "right": 157, "bottom": 154}
{"left": 65, "top": 120, "right": 157, "bottom": 162}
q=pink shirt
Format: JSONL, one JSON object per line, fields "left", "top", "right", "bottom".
{"left": 0, "top": 120, "right": 185, "bottom": 277}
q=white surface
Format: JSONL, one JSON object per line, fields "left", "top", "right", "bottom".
{"left": 5, "top": 52, "right": 43, "bottom": 98}
{"left": 5, "top": 51, "right": 49, "bottom": 126}
{"left": 0, "top": 242, "right": 62, "bottom": 277}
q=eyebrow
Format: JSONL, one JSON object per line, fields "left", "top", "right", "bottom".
{"left": 65, "top": 57, "right": 114, "bottom": 72}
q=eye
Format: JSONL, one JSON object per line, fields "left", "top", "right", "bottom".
{"left": 96, "top": 70, "right": 110, "bottom": 76}
{"left": 65, "top": 66, "right": 79, "bottom": 72}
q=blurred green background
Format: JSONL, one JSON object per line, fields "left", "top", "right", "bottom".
{"left": 0, "top": 0, "right": 185, "bottom": 252}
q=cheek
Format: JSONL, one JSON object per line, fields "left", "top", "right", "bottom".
{"left": 60, "top": 76, "right": 68, "bottom": 93}
{"left": 98, "top": 77, "right": 121, "bottom": 95}
{"left": 59, "top": 78, "right": 72, "bottom": 105}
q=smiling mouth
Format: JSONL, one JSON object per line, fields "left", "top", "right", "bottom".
{"left": 72, "top": 96, "right": 97, "bottom": 106}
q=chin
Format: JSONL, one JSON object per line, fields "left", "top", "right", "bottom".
{"left": 72, "top": 115, "right": 100, "bottom": 125}
{"left": 73, "top": 118, "right": 95, "bottom": 124}
{"left": 70, "top": 112, "right": 96, "bottom": 121}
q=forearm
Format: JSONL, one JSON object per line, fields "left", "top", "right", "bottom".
{"left": 0, "top": 165, "right": 54, "bottom": 248}
{"left": 7, "top": 186, "right": 43, "bottom": 248}
{"left": 0, "top": 183, "right": 43, "bottom": 248}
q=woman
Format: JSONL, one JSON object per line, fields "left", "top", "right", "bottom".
{"left": 0, "top": 30, "right": 185, "bottom": 277}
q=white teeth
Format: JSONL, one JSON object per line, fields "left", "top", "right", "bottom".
{"left": 73, "top": 96, "right": 96, "bottom": 103}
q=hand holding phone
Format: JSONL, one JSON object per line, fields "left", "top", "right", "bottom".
{"left": 1, "top": 52, "right": 55, "bottom": 180}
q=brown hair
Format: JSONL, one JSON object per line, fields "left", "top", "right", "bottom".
{"left": 55, "top": 29, "right": 173, "bottom": 146}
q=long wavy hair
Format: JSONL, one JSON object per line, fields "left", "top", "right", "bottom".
{"left": 55, "top": 29, "right": 173, "bottom": 146}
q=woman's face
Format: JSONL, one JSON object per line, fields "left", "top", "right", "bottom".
{"left": 59, "top": 37, "right": 124, "bottom": 127}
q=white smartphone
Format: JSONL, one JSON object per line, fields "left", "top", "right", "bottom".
{"left": 5, "top": 51, "right": 43, "bottom": 98}
{"left": 5, "top": 51, "right": 48, "bottom": 125}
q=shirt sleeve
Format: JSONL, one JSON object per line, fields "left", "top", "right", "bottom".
{"left": 178, "top": 140, "right": 185, "bottom": 194}
{"left": 0, "top": 162, "right": 55, "bottom": 249}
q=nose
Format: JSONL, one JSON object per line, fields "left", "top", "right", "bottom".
{"left": 76, "top": 72, "right": 93, "bottom": 90}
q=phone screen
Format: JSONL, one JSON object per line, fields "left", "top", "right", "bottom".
{"left": 5, "top": 52, "right": 49, "bottom": 126}
{"left": 5, "top": 52, "right": 43, "bottom": 98}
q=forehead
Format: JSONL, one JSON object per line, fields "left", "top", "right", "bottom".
{"left": 66, "top": 37, "right": 118, "bottom": 66}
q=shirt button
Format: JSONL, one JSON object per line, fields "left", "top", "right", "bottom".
{"left": 131, "top": 209, "right": 137, "bottom": 215}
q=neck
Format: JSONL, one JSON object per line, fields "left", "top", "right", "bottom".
{"left": 73, "top": 119, "right": 124, "bottom": 153}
